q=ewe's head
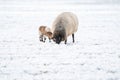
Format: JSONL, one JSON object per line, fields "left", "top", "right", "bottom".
{"left": 52, "top": 31, "right": 65, "bottom": 44}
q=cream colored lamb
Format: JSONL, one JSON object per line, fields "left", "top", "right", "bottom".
{"left": 39, "top": 26, "right": 52, "bottom": 42}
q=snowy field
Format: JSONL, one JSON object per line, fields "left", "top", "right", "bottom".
{"left": 0, "top": 0, "right": 120, "bottom": 80}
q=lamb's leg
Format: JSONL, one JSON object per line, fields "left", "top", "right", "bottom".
{"left": 49, "top": 38, "right": 51, "bottom": 42}
{"left": 39, "top": 35, "right": 43, "bottom": 42}
{"left": 72, "top": 34, "right": 74, "bottom": 43}
{"left": 43, "top": 37, "right": 46, "bottom": 42}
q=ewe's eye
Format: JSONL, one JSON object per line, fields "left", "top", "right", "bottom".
{"left": 53, "top": 38, "right": 56, "bottom": 42}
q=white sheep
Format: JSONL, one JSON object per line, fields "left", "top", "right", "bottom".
{"left": 51, "top": 12, "right": 79, "bottom": 44}
{"left": 39, "top": 26, "right": 52, "bottom": 42}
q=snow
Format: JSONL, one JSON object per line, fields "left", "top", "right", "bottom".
{"left": 0, "top": 0, "right": 120, "bottom": 80}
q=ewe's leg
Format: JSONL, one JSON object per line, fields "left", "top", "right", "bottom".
{"left": 72, "top": 34, "right": 74, "bottom": 43}
{"left": 65, "top": 39, "right": 67, "bottom": 44}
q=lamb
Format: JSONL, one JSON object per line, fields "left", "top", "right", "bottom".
{"left": 39, "top": 26, "right": 53, "bottom": 42}
{"left": 51, "top": 12, "right": 79, "bottom": 44}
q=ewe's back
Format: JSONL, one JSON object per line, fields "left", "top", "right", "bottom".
{"left": 52, "top": 12, "right": 79, "bottom": 36}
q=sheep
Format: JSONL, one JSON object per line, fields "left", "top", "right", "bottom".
{"left": 39, "top": 26, "right": 53, "bottom": 42}
{"left": 51, "top": 12, "right": 79, "bottom": 44}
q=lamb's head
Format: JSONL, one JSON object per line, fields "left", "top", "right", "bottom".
{"left": 46, "top": 32, "right": 53, "bottom": 39}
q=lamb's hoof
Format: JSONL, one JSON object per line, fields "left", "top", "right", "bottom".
{"left": 40, "top": 40, "right": 43, "bottom": 42}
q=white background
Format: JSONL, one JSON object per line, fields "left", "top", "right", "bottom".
{"left": 0, "top": 0, "right": 120, "bottom": 80}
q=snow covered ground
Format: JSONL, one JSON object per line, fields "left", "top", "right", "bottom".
{"left": 0, "top": 0, "right": 120, "bottom": 80}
